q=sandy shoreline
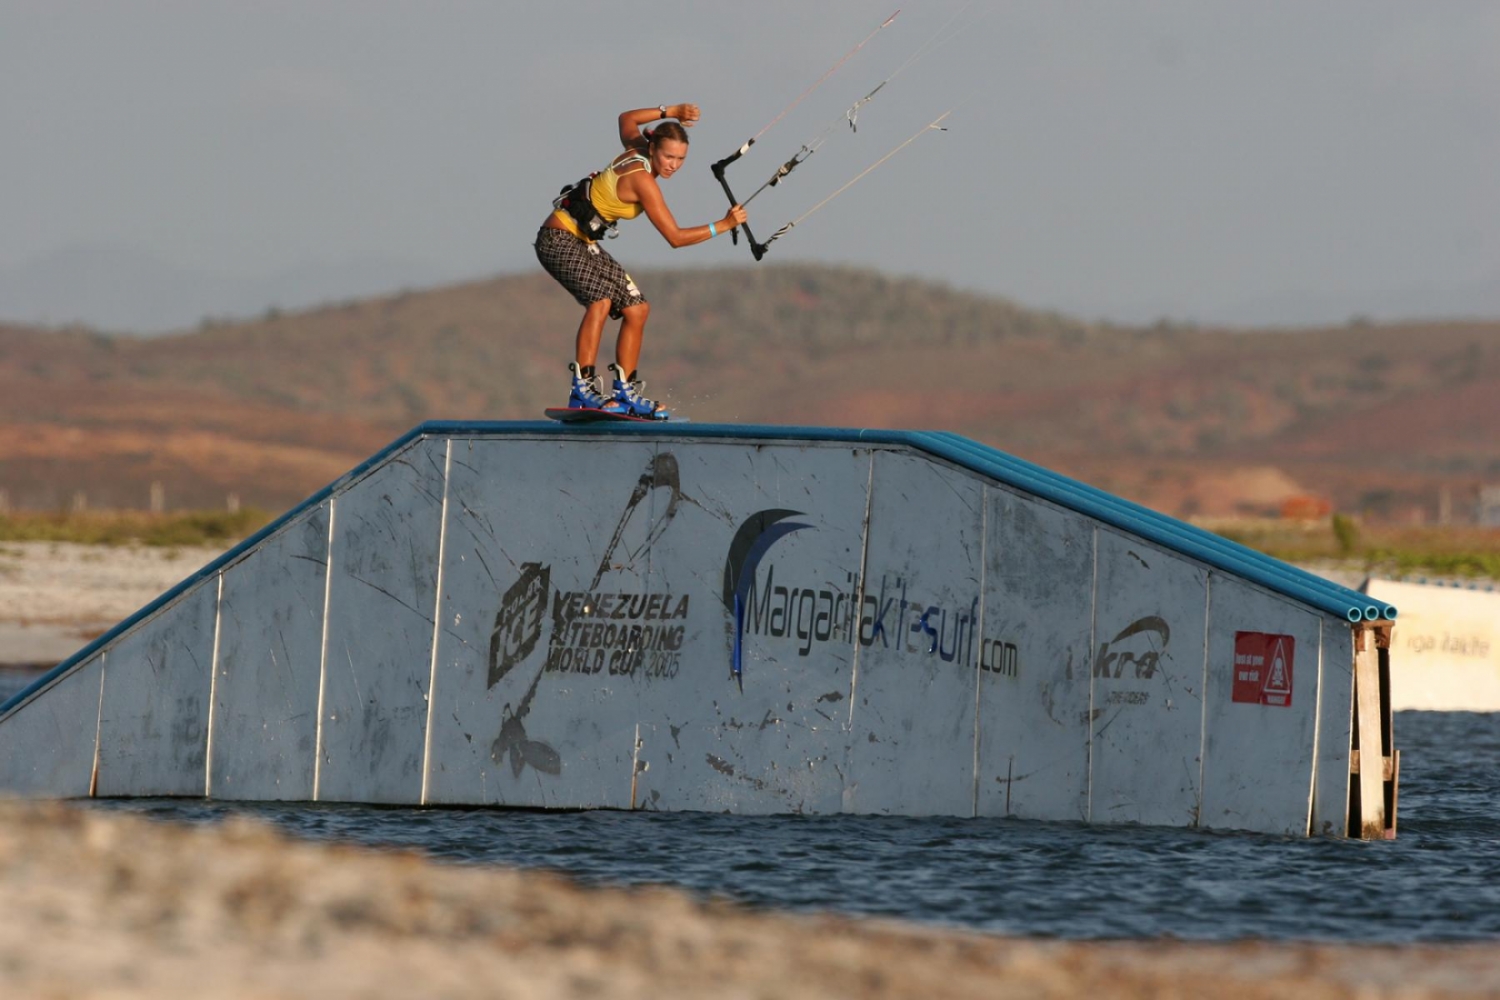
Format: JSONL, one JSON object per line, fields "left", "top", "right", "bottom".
{"left": 0, "top": 540, "right": 227, "bottom": 667}
{"left": 0, "top": 800, "right": 1494, "bottom": 998}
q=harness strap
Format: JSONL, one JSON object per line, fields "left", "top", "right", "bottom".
{"left": 613, "top": 151, "right": 651, "bottom": 173}
{"left": 552, "top": 151, "right": 653, "bottom": 242}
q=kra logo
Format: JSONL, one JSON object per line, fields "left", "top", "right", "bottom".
{"left": 1093, "top": 616, "right": 1171, "bottom": 679}
{"left": 721, "top": 509, "right": 811, "bottom": 686}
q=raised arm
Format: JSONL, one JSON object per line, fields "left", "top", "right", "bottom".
{"left": 617, "top": 104, "right": 700, "bottom": 148}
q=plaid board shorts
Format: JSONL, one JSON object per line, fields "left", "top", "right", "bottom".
{"left": 534, "top": 226, "right": 646, "bottom": 321}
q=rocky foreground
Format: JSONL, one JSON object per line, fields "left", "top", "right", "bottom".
{"left": 0, "top": 801, "right": 1495, "bottom": 999}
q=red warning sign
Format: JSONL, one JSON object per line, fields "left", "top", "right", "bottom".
{"left": 1233, "top": 632, "right": 1294, "bottom": 707}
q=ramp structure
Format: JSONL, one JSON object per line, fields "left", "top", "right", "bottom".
{"left": 0, "top": 422, "right": 1399, "bottom": 837}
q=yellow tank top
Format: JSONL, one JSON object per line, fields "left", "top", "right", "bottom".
{"left": 552, "top": 152, "right": 649, "bottom": 241}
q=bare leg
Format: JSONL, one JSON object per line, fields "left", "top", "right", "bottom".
{"left": 574, "top": 299, "right": 613, "bottom": 367}
{"left": 614, "top": 301, "right": 651, "bottom": 375}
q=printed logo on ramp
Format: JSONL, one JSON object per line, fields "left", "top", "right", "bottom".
{"left": 722, "top": 509, "right": 812, "bottom": 684}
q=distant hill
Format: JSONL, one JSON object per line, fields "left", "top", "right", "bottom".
{"left": 2, "top": 263, "right": 1497, "bottom": 520}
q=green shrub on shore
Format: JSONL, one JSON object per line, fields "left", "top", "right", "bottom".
{"left": 0, "top": 509, "right": 273, "bottom": 547}
{"left": 1213, "top": 517, "right": 1500, "bottom": 580}
{"left": 1370, "top": 548, "right": 1500, "bottom": 579}
{"left": 1331, "top": 512, "right": 1361, "bottom": 556}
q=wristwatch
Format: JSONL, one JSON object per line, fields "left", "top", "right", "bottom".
{"left": 659, "top": 104, "right": 669, "bottom": 119}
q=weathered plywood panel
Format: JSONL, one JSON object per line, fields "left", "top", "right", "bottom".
{"left": 633, "top": 441, "right": 874, "bottom": 815}
{"left": 1199, "top": 574, "right": 1324, "bottom": 835}
{"left": 425, "top": 437, "right": 663, "bottom": 808}
{"left": 96, "top": 583, "right": 218, "bottom": 797}
{"left": 1089, "top": 530, "right": 1208, "bottom": 827}
{"left": 841, "top": 452, "right": 983, "bottom": 816}
{"left": 317, "top": 439, "right": 447, "bottom": 803}
{"left": 976, "top": 490, "right": 1093, "bottom": 822}
{"left": 0, "top": 658, "right": 103, "bottom": 797}
{"left": 209, "top": 506, "right": 329, "bottom": 800}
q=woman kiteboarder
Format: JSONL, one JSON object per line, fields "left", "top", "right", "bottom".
{"left": 537, "top": 104, "right": 747, "bottom": 419}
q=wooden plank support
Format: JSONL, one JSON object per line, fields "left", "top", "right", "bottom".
{"left": 1351, "top": 622, "right": 1398, "bottom": 840}
{"left": 1385, "top": 750, "right": 1400, "bottom": 840}
{"left": 1378, "top": 623, "right": 1398, "bottom": 840}
{"left": 1348, "top": 749, "right": 1395, "bottom": 780}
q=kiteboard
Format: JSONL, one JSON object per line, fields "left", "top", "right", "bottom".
{"left": 543, "top": 407, "right": 681, "bottom": 424}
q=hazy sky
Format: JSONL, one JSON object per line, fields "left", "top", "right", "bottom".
{"left": 3, "top": 1, "right": 1499, "bottom": 327}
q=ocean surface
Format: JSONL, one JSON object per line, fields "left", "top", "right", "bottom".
{"left": 2, "top": 668, "right": 1495, "bottom": 943}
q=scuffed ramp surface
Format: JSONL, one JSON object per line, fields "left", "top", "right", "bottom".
{"left": 95, "top": 582, "right": 216, "bottom": 798}
{"left": 976, "top": 491, "right": 1093, "bottom": 822}
{"left": 0, "top": 658, "right": 102, "bottom": 797}
{"left": 426, "top": 438, "right": 671, "bottom": 811}
{"left": 316, "top": 441, "right": 448, "bottom": 804}
{"left": 210, "top": 507, "right": 330, "bottom": 800}
{"left": 0, "top": 421, "right": 1392, "bottom": 837}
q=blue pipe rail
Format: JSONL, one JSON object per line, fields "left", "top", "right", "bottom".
{"left": 926, "top": 432, "right": 1391, "bottom": 623}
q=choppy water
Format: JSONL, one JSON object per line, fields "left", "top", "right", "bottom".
{"left": 2, "top": 667, "right": 1495, "bottom": 943}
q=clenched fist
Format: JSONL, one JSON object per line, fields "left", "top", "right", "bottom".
{"left": 668, "top": 103, "right": 701, "bottom": 127}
